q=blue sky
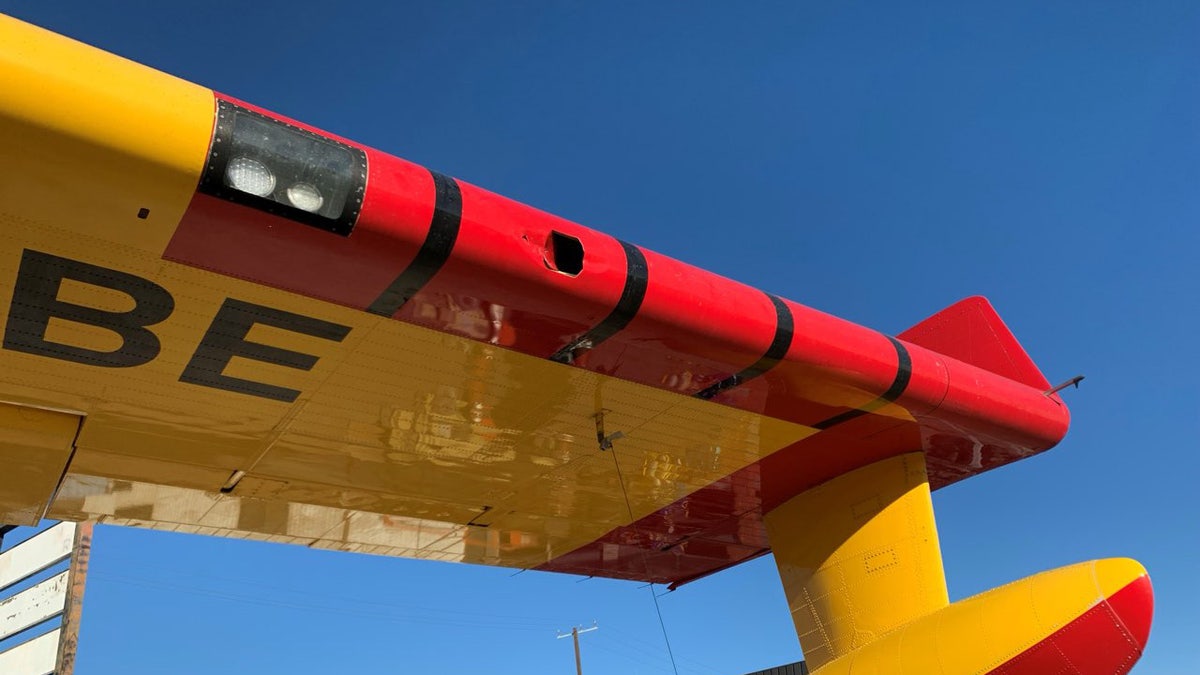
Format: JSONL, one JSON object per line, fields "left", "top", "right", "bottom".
{"left": 1, "top": 2, "right": 1197, "bottom": 673}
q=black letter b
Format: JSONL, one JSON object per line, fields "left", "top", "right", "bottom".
{"left": 4, "top": 249, "right": 174, "bottom": 367}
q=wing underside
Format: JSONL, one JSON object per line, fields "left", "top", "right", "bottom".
{"left": 1, "top": 14, "right": 1068, "bottom": 589}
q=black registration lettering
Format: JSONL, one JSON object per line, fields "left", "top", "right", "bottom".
{"left": 179, "top": 298, "right": 350, "bottom": 402}
{"left": 3, "top": 249, "right": 174, "bottom": 367}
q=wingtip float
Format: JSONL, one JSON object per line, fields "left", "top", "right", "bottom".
{"left": 0, "top": 14, "right": 1149, "bottom": 673}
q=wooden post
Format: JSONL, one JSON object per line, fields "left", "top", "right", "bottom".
{"left": 572, "top": 626, "right": 582, "bottom": 675}
{"left": 54, "top": 521, "right": 93, "bottom": 675}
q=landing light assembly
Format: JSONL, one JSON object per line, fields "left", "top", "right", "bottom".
{"left": 199, "top": 101, "right": 367, "bottom": 235}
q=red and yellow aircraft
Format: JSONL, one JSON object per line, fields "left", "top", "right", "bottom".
{"left": 0, "top": 14, "right": 1151, "bottom": 674}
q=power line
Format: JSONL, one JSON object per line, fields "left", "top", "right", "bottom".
{"left": 95, "top": 538, "right": 723, "bottom": 672}
{"left": 603, "top": 625, "right": 725, "bottom": 675}
{"left": 92, "top": 554, "right": 557, "bottom": 624}
{"left": 89, "top": 572, "right": 551, "bottom": 632}
{"left": 603, "top": 422, "right": 681, "bottom": 675}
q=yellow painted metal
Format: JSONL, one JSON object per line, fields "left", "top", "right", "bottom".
{"left": 35, "top": 307, "right": 813, "bottom": 568}
{"left": 764, "top": 452, "right": 1149, "bottom": 673}
{"left": 0, "top": 182, "right": 817, "bottom": 570}
{"left": 239, "top": 322, "right": 816, "bottom": 566}
{"left": 0, "top": 402, "right": 81, "bottom": 525}
{"left": 813, "top": 558, "right": 1148, "bottom": 674}
{"left": 0, "top": 14, "right": 817, "bottom": 568}
{"left": 0, "top": 14, "right": 214, "bottom": 256}
{"left": 0, "top": 182, "right": 816, "bottom": 568}
{"left": 0, "top": 19, "right": 1154, "bottom": 675}
{"left": 763, "top": 452, "right": 948, "bottom": 670}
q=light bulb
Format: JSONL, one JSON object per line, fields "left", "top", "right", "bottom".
{"left": 286, "top": 183, "right": 324, "bottom": 212}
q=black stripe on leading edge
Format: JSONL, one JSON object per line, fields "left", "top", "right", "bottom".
{"left": 550, "top": 241, "right": 648, "bottom": 364}
{"left": 812, "top": 336, "right": 912, "bottom": 430}
{"left": 367, "top": 170, "right": 462, "bottom": 317}
{"left": 695, "top": 293, "right": 794, "bottom": 400}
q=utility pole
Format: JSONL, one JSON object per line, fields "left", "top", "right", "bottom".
{"left": 556, "top": 622, "right": 598, "bottom": 675}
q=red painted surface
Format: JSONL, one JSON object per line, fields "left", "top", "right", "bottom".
{"left": 537, "top": 422, "right": 925, "bottom": 582}
{"left": 575, "top": 249, "right": 777, "bottom": 393}
{"left": 390, "top": 179, "right": 627, "bottom": 357}
{"left": 167, "top": 95, "right": 436, "bottom": 310}
{"left": 900, "top": 295, "right": 1051, "bottom": 391}
{"left": 708, "top": 298, "right": 918, "bottom": 424}
{"left": 165, "top": 93, "right": 1075, "bottom": 585}
{"left": 987, "top": 575, "right": 1153, "bottom": 675}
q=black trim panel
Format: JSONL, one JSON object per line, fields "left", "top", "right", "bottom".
{"left": 550, "top": 240, "right": 648, "bottom": 363}
{"left": 367, "top": 171, "right": 462, "bottom": 316}
{"left": 695, "top": 293, "right": 794, "bottom": 400}
{"left": 812, "top": 336, "right": 912, "bottom": 430}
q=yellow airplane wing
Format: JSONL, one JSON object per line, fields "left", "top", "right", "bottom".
{"left": 0, "top": 15, "right": 1150, "bottom": 674}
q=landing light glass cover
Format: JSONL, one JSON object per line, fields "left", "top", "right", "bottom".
{"left": 225, "top": 157, "right": 275, "bottom": 196}
{"left": 199, "top": 101, "right": 367, "bottom": 235}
